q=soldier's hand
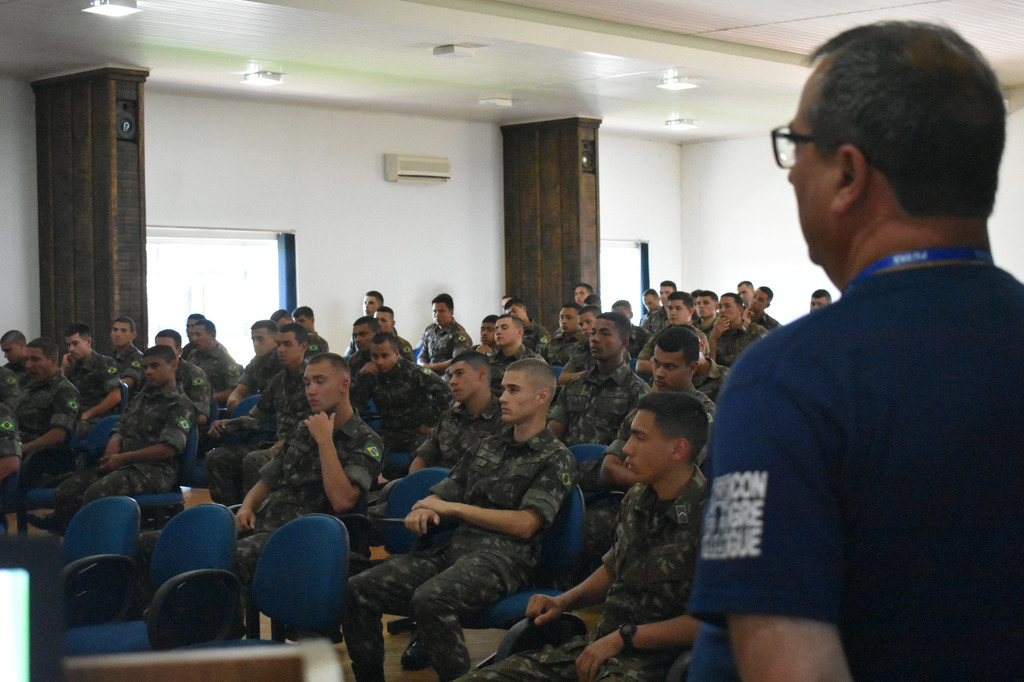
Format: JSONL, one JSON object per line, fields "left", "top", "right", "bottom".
{"left": 712, "top": 316, "right": 730, "bottom": 337}
{"left": 61, "top": 353, "right": 74, "bottom": 370}
{"left": 527, "top": 593, "right": 564, "bottom": 624}
{"left": 98, "top": 452, "right": 122, "bottom": 471}
{"left": 575, "top": 631, "right": 624, "bottom": 682}
{"left": 208, "top": 419, "right": 228, "bottom": 438}
{"left": 477, "top": 343, "right": 492, "bottom": 355}
{"left": 305, "top": 412, "right": 335, "bottom": 444}
{"left": 405, "top": 507, "right": 440, "bottom": 536}
{"left": 235, "top": 507, "right": 257, "bottom": 532}
{"left": 360, "top": 362, "right": 378, "bottom": 375}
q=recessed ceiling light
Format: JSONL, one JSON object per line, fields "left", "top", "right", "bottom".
{"left": 433, "top": 44, "right": 474, "bottom": 59}
{"left": 658, "top": 76, "right": 698, "bottom": 91}
{"left": 82, "top": 0, "right": 140, "bottom": 16}
{"left": 665, "top": 118, "right": 696, "bottom": 128}
{"left": 243, "top": 71, "right": 284, "bottom": 86}
{"left": 479, "top": 98, "right": 512, "bottom": 108}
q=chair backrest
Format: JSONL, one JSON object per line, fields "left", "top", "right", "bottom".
{"left": 231, "top": 394, "right": 261, "bottom": 419}
{"left": 62, "top": 496, "right": 140, "bottom": 565}
{"left": 551, "top": 365, "right": 563, "bottom": 381}
{"left": 568, "top": 443, "right": 605, "bottom": 465}
{"left": 382, "top": 467, "right": 449, "bottom": 554}
{"left": 76, "top": 415, "right": 120, "bottom": 458}
{"left": 119, "top": 382, "right": 129, "bottom": 413}
{"left": 533, "top": 486, "right": 585, "bottom": 584}
{"left": 176, "top": 427, "right": 199, "bottom": 487}
{"left": 150, "top": 503, "right": 236, "bottom": 588}
{"left": 251, "top": 514, "right": 349, "bottom": 634}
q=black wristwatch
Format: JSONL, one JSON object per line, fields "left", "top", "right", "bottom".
{"left": 618, "top": 622, "right": 637, "bottom": 651}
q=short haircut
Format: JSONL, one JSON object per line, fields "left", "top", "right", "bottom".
{"left": 810, "top": 22, "right": 1004, "bottom": 218}
{"left": 112, "top": 316, "right": 136, "bottom": 332}
{"left": 560, "top": 302, "right": 581, "bottom": 313}
{"left": 155, "top": 329, "right": 182, "bottom": 348}
{"left": 292, "top": 306, "right": 314, "bottom": 319}
{"left": 574, "top": 282, "right": 594, "bottom": 294}
{"left": 27, "top": 337, "right": 59, "bottom": 359}
{"left": 579, "top": 305, "right": 601, "bottom": 318}
{"left": 432, "top": 293, "right": 454, "bottom": 309}
{"left": 659, "top": 280, "right": 677, "bottom": 290}
{"left": 737, "top": 280, "right": 754, "bottom": 289}
{"left": 451, "top": 350, "right": 491, "bottom": 377}
{"left": 187, "top": 313, "right": 206, "bottom": 323}
{"left": 365, "top": 290, "right": 384, "bottom": 304}
{"left": 721, "top": 292, "right": 743, "bottom": 307}
{"left": 584, "top": 294, "right": 602, "bottom": 307}
{"left": 812, "top": 289, "right": 833, "bottom": 302}
{"left": 196, "top": 319, "right": 217, "bottom": 336}
{"left": 698, "top": 290, "right": 719, "bottom": 303}
{"left": 612, "top": 299, "right": 632, "bottom": 312}
{"left": 655, "top": 326, "right": 701, "bottom": 364}
{"left": 251, "top": 319, "right": 278, "bottom": 334}
{"left": 667, "top": 291, "right": 694, "bottom": 308}
{"left": 376, "top": 306, "right": 395, "bottom": 317}
{"left": 496, "top": 313, "right": 525, "bottom": 331}
{"left": 596, "top": 312, "right": 631, "bottom": 341}
{"left": 64, "top": 323, "right": 91, "bottom": 340}
{"left": 636, "top": 391, "right": 710, "bottom": 456}
{"left": 642, "top": 289, "right": 658, "bottom": 298}
{"left": 142, "top": 344, "right": 177, "bottom": 364}
{"left": 506, "top": 358, "right": 556, "bottom": 394}
{"left": 353, "top": 316, "right": 381, "bottom": 332}
{"left": 1, "top": 330, "right": 26, "bottom": 345}
{"left": 278, "top": 322, "right": 309, "bottom": 345}
{"left": 503, "top": 297, "right": 527, "bottom": 311}
{"left": 307, "top": 352, "right": 350, "bottom": 377}
{"left": 370, "top": 332, "right": 399, "bottom": 351}
{"left": 270, "top": 309, "right": 292, "bottom": 324}
{"left": 481, "top": 314, "right": 499, "bottom": 325}
{"left": 756, "top": 286, "right": 775, "bottom": 302}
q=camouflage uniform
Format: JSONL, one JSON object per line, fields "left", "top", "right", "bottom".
{"left": 342, "top": 426, "right": 577, "bottom": 681}
{"left": 304, "top": 332, "right": 330, "bottom": 358}
{"left": 0, "top": 403, "right": 21, "bottom": 462}
{"left": 65, "top": 351, "right": 122, "bottom": 434}
{"left": 695, "top": 316, "right": 718, "bottom": 338}
{"left": 233, "top": 413, "right": 382, "bottom": 585}
{"left": 112, "top": 345, "right": 144, "bottom": 394}
{"left": 418, "top": 320, "right": 472, "bottom": 365}
{"left": 351, "top": 358, "right": 452, "bottom": 454}
{"left": 751, "top": 313, "right": 782, "bottom": 332}
{"left": 0, "top": 367, "right": 20, "bottom": 407}
{"left": 640, "top": 307, "right": 669, "bottom": 336}
{"left": 51, "top": 384, "right": 195, "bottom": 525}
{"left": 205, "top": 363, "right": 310, "bottom": 505}
{"left": 522, "top": 322, "right": 552, "bottom": 356}
{"left": 459, "top": 472, "right": 707, "bottom": 682}
{"left": 549, "top": 363, "right": 652, "bottom": 451}
{"left": 189, "top": 341, "right": 242, "bottom": 395}
{"left": 414, "top": 397, "right": 504, "bottom": 468}
{"left": 713, "top": 323, "right": 766, "bottom": 367}
{"left": 238, "top": 350, "right": 282, "bottom": 393}
{"left": 15, "top": 370, "right": 80, "bottom": 445}
{"left": 692, "top": 358, "right": 730, "bottom": 404}
{"left": 626, "top": 323, "right": 653, "bottom": 360}
{"left": 488, "top": 345, "right": 544, "bottom": 398}
{"left": 543, "top": 330, "right": 584, "bottom": 367}
{"left": 636, "top": 325, "right": 709, "bottom": 365}
{"left": 351, "top": 333, "right": 415, "bottom": 363}
{"left": 348, "top": 349, "right": 372, "bottom": 376}
{"left": 561, "top": 343, "right": 595, "bottom": 374}
{"left": 175, "top": 358, "right": 214, "bottom": 422}
{"left": 5, "top": 360, "right": 29, "bottom": 388}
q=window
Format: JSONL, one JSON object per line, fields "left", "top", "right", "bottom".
{"left": 600, "top": 240, "right": 649, "bottom": 315}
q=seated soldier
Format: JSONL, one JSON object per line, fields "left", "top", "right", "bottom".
{"left": 639, "top": 288, "right": 660, "bottom": 328}
{"left": 270, "top": 309, "right": 293, "bottom": 326}
{"left": 708, "top": 293, "right": 767, "bottom": 367}
{"left": 0, "top": 403, "right": 21, "bottom": 486}
{"left": 611, "top": 299, "right": 652, "bottom": 359}
{"left": 810, "top": 288, "right": 833, "bottom": 312}
{"left": 0, "top": 366, "right": 19, "bottom": 408}
{"left": 153, "top": 330, "right": 213, "bottom": 426}
{"left": 694, "top": 290, "right": 720, "bottom": 336}
{"left": 292, "top": 305, "right": 330, "bottom": 355}
{"left": 225, "top": 320, "right": 282, "bottom": 412}
{"left": 736, "top": 280, "right": 756, "bottom": 309}
{"left": 62, "top": 323, "right": 122, "bottom": 437}
{"left": 374, "top": 306, "right": 415, "bottom": 362}
{"left": 573, "top": 282, "right": 594, "bottom": 307}
{"left": 417, "top": 293, "right": 473, "bottom": 374}
{"left": 488, "top": 314, "right": 544, "bottom": 398}
{"left": 344, "top": 291, "right": 388, "bottom": 356}
{"left": 341, "top": 359, "right": 577, "bottom": 682}
{"left": 636, "top": 291, "right": 708, "bottom": 376}
{"left": 471, "top": 315, "right": 499, "bottom": 355}
{"left": 348, "top": 316, "right": 381, "bottom": 375}
{"left": 544, "top": 303, "right": 584, "bottom": 367}
{"left": 2, "top": 330, "right": 30, "bottom": 386}
{"left": 180, "top": 313, "right": 207, "bottom": 360}
{"left": 109, "top": 316, "right": 144, "bottom": 393}
{"left": 558, "top": 304, "right": 601, "bottom": 385}
{"left": 352, "top": 333, "right": 453, "bottom": 460}
{"left": 188, "top": 319, "right": 242, "bottom": 405}
{"left": 43, "top": 345, "right": 195, "bottom": 532}
{"left": 205, "top": 323, "right": 311, "bottom": 505}
{"left": 745, "top": 285, "right": 782, "bottom": 331}
{"left": 455, "top": 391, "right": 709, "bottom": 682}
{"left": 640, "top": 280, "right": 675, "bottom": 336}
{"left": 584, "top": 294, "right": 602, "bottom": 308}
{"left": 503, "top": 298, "right": 552, "bottom": 355}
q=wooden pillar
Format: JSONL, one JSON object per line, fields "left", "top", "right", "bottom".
{"left": 33, "top": 67, "right": 149, "bottom": 350}
{"left": 501, "top": 117, "right": 600, "bottom": 332}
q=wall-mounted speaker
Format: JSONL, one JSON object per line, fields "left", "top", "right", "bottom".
{"left": 581, "top": 140, "right": 596, "bottom": 174}
{"left": 115, "top": 100, "right": 137, "bottom": 141}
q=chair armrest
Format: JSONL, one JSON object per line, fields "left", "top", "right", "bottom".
{"left": 62, "top": 554, "right": 139, "bottom": 628}
{"left": 146, "top": 568, "right": 243, "bottom": 650}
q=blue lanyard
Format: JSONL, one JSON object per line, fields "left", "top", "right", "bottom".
{"left": 845, "top": 248, "right": 993, "bottom": 293}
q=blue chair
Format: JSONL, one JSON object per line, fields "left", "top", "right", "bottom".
{"left": 232, "top": 394, "right": 261, "bottom": 419}
{"left": 568, "top": 443, "right": 605, "bottom": 465}
{"left": 134, "top": 426, "right": 198, "bottom": 529}
{"left": 551, "top": 365, "right": 563, "bottom": 381}
{"left": 63, "top": 502, "right": 238, "bottom": 654}
{"left": 486, "top": 613, "right": 589, "bottom": 667}
{"left": 378, "top": 467, "right": 450, "bottom": 555}
{"left": 381, "top": 450, "right": 413, "bottom": 481}
{"left": 119, "top": 381, "right": 130, "bottom": 413}
{"left": 569, "top": 443, "right": 621, "bottom": 507}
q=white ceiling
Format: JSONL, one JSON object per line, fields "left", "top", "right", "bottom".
{"left": 2, "top": 0, "right": 1024, "bottom": 142}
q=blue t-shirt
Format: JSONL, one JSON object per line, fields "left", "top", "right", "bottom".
{"left": 688, "top": 264, "right": 1024, "bottom": 680}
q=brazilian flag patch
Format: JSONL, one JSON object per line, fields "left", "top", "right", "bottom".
{"left": 0, "top": 420, "right": 15, "bottom": 432}
{"left": 192, "top": 377, "right": 205, "bottom": 386}
{"left": 107, "top": 366, "right": 118, "bottom": 374}
{"left": 228, "top": 364, "right": 238, "bottom": 372}
{"left": 560, "top": 470, "right": 573, "bottom": 489}
{"left": 4, "top": 375, "right": 14, "bottom": 385}
{"left": 131, "top": 361, "right": 141, "bottom": 368}
{"left": 539, "top": 337, "right": 549, "bottom": 345}
{"left": 706, "top": 412, "right": 714, "bottom": 425}
{"left": 177, "top": 418, "right": 191, "bottom": 431}
{"left": 67, "top": 399, "right": 79, "bottom": 412}
{"left": 364, "top": 442, "right": 381, "bottom": 461}
{"left": 309, "top": 345, "right": 320, "bottom": 352}
{"left": 456, "top": 334, "right": 468, "bottom": 342}
{"left": 403, "top": 346, "right": 412, "bottom": 354}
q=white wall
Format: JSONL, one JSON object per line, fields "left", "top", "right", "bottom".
{"left": 145, "top": 91, "right": 505, "bottom": 350}
{"left": 989, "top": 106, "right": 1024, "bottom": 280}
{"left": 0, "top": 78, "right": 40, "bottom": 336}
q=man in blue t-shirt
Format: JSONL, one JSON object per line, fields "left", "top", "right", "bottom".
{"left": 687, "top": 21, "right": 1024, "bottom": 681}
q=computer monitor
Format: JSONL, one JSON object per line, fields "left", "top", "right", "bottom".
{"left": 0, "top": 536, "right": 64, "bottom": 682}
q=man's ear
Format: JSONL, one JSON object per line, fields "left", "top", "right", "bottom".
{"left": 831, "top": 144, "right": 870, "bottom": 216}
{"left": 671, "top": 437, "right": 692, "bottom": 463}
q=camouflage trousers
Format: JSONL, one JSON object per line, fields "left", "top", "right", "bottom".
{"left": 52, "top": 461, "right": 177, "bottom": 525}
{"left": 342, "top": 547, "right": 524, "bottom": 681}
{"left": 204, "top": 444, "right": 275, "bottom": 505}
{"left": 455, "top": 635, "right": 678, "bottom": 681}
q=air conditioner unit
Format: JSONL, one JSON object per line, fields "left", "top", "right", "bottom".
{"left": 384, "top": 154, "right": 451, "bottom": 183}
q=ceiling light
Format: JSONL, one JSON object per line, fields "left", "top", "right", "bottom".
{"left": 479, "top": 98, "right": 512, "bottom": 108}
{"left": 82, "top": 0, "right": 140, "bottom": 16}
{"left": 433, "top": 44, "right": 474, "bottom": 59}
{"left": 665, "top": 118, "right": 696, "bottom": 129}
{"left": 243, "top": 71, "right": 284, "bottom": 86}
{"left": 658, "top": 75, "right": 698, "bottom": 91}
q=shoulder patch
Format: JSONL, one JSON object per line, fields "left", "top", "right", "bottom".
{"left": 177, "top": 418, "right": 191, "bottom": 431}
{"left": 403, "top": 346, "right": 412, "bottom": 354}
{"left": 706, "top": 411, "right": 714, "bottom": 424}
{"left": 4, "top": 375, "right": 14, "bottom": 385}
{"left": 228, "top": 364, "right": 238, "bottom": 372}
{"left": 539, "top": 337, "right": 549, "bottom": 345}
{"left": 131, "top": 361, "right": 141, "bottom": 368}
{"left": 0, "top": 419, "right": 15, "bottom": 432}
{"left": 456, "top": 334, "right": 468, "bottom": 342}
{"left": 192, "top": 376, "right": 205, "bottom": 386}
{"left": 67, "top": 399, "right": 79, "bottom": 412}
{"left": 107, "top": 365, "right": 118, "bottom": 374}
{"left": 560, "top": 470, "right": 573, "bottom": 489}
{"left": 309, "top": 345, "right": 320, "bottom": 352}
{"left": 421, "top": 368, "right": 433, "bottom": 376}
{"left": 363, "top": 442, "right": 381, "bottom": 461}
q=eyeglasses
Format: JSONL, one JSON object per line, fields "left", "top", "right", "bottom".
{"left": 771, "top": 126, "right": 815, "bottom": 169}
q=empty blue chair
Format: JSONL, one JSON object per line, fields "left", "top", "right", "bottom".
{"left": 62, "top": 494, "right": 139, "bottom": 565}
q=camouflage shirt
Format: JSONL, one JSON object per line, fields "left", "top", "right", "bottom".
{"left": 522, "top": 323, "right": 552, "bottom": 356}
{"left": 418, "top": 320, "right": 472, "bottom": 365}
{"left": 488, "top": 344, "right": 544, "bottom": 398}
{"left": 5, "top": 361, "right": 29, "bottom": 388}
{"left": 238, "top": 350, "right": 283, "bottom": 393}
{"left": 714, "top": 323, "right": 767, "bottom": 367}
{"left": 695, "top": 316, "right": 718, "bottom": 338}
{"left": 640, "top": 307, "right": 670, "bottom": 335}
{"left": 114, "top": 384, "right": 195, "bottom": 469}
{"left": 543, "top": 330, "right": 584, "bottom": 366}
{"left": 347, "top": 332, "right": 415, "bottom": 362}
{"left": 606, "top": 385, "right": 716, "bottom": 470}
{"left": 751, "top": 313, "right": 782, "bottom": 332}
{"left": 0, "top": 403, "right": 21, "bottom": 459}
{"left": 414, "top": 397, "right": 504, "bottom": 468}
{"left": 189, "top": 341, "right": 242, "bottom": 393}
{"left": 65, "top": 351, "right": 121, "bottom": 414}
{"left": 561, "top": 343, "right": 595, "bottom": 373}
{"left": 175, "top": 358, "right": 214, "bottom": 421}
{"left": 347, "top": 349, "right": 372, "bottom": 376}
{"left": 256, "top": 413, "right": 383, "bottom": 532}
{"left": 351, "top": 358, "right": 452, "bottom": 434}
{"left": 627, "top": 323, "right": 653, "bottom": 359}
{"left": 242, "top": 363, "right": 310, "bottom": 439}
{"left": 15, "top": 370, "right": 80, "bottom": 443}
{"left": 0, "top": 367, "right": 20, "bottom": 407}
{"left": 692, "top": 357, "right": 730, "bottom": 404}
{"left": 550, "top": 362, "right": 652, "bottom": 447}
{"left": 112, "top": 345, "right": 145, "bottom": 391}
{"left": 430, "top": 425, "right": 577, "bottom": 583}
{"left": 304, "top": 332, "right": 330, "bottom": 358}
{"left": 637, "top": 324, "right": 709, "bottom": 362}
